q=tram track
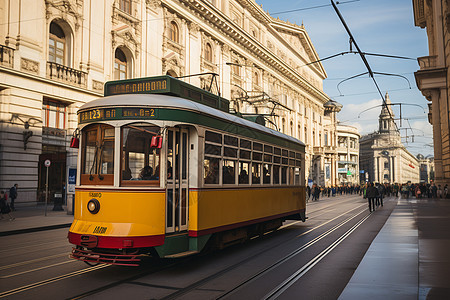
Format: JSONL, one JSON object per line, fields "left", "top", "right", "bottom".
{"left": 0, "top": 196, "right": 370, "bottom": 299}
{"left": 160, "top": 204, "right": 369, "bottom": 300}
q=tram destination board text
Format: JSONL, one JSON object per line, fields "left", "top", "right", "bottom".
{"left": 79, "top": 107, "right": 158, "bottom": 123}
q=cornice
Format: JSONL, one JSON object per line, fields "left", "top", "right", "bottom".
{"left": 173, "top": 0, "right": 329, "bottom": 104}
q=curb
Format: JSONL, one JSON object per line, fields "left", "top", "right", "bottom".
{"left": 0, "top": 223, "right": 72, "bottom": 237}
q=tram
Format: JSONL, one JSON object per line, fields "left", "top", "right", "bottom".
{"left": 68, "top": 75, "right": 306, "bottom": 266}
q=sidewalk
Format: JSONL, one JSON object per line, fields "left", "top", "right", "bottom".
{"left": 339, "top": 196, "right": 450, "bottom": 299}
{"left": 0, "top": 202, "right": 73, "bottom": 236}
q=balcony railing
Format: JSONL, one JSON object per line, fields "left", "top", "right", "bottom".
{"left": 0, "top": 44, "right": 14, "bottom": 68}
{"left": 313, "top": 146, "right": 324, "bottom": 155}
{"left": 47, "top": 62, "right": 87, "bottom": 88}
{"left": 418, "top": 55, "right": 438, "bottom": 70}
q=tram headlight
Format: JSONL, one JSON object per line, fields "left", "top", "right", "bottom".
{"left": 87, "top": 199, "right": 100, "bottom": 214}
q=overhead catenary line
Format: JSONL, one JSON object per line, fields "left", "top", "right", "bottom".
{"left": 270, "top": 0, "right": 360, "bottom": 16}
{"left": 330, "top": 0, "right": 399, "bottom": 132}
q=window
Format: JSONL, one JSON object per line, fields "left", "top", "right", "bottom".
{"left": 81, "top": 124, "right": 115, "bottom": 185}
{"left": 239, "top": 161, "right": 250, "bottom": 184}
{"left": 232, "top": 60, "right": 240, "bottom": 75}
{"left": 121, "top": 123, "right": 161, "bottom": 185}
{"left": 204, "top": 157, "right": 219, "bottom": 184}
{"left": 205, "top": 43, "right": 213, "bottom": 62}
{"left": 42, "top": 99, "right": 66, "bottom": 129}
{"left": 49, "top": 22, "right": 65, "bottom": 65}
{"left": 119, "top": 0, "right": 131, "bottom": 14}
{"left": 384, "top": 162, "right": 389, "bottom": 169}
{"left": 253, "top": 71, "right": 259, "bottom": 86}
{"left": 170, "top": 21, "right": 179, "bottom": 43}
{"left": 114, "top": 48, "right": 127, "bottom": 80}
{"left": 324, "top": 131, "right": 328, "bottom": 146}
{"left": 223, "top": 160, "right": 236, "bottom": 184}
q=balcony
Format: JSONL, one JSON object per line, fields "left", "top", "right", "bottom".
{"left": 324, "top": 145, "right": 336, "bottom": 154}
{"left": 417, "top": 55, "right": 438, "bottom": 70}
{"left": 47, "top": 62, "right": 87, "bottom": 88}
{"left": 0, "top": 44, "right": 14, "bottom": 68}
{"left": 313, "top": 146, "right": 324, "bottom": 156}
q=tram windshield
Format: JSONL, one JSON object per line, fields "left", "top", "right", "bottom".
{"left": 81, "top": 124, "right": 115, "bottom": 185}
{"left": 121, "top": 123, "right": 160, "bottom": 185}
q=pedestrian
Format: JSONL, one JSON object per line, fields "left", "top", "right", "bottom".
{"left": 306, "top": 185, "right": 311, "bottom": 201}
{"left": 9, "top": 183, "right": 18, "bottom": 211}
{"left": 366, "top": 182, "right": 378, "bottom": 212}
{"left": 0, "top": 191, "right": 14, "bottom": 220}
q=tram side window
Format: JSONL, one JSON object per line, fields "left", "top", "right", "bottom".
{"left": 204, "top": 157, "right": 219, "bottom": 184}
{"left": 252, "top": 163, "right": 261, "bottom": 184}
{"left": 81, "top": 124, "right": 115, "bottom": 185}
{"left": 223, "top": 160, "right": 236, "bottom": 184}
{"left": 239, "top": 161, "right": 249, "bottom": 184}
{"left": 122, "top": 123, "right": 160, "bottom": 184}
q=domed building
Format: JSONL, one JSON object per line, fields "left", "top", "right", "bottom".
{"left": 359, "top": 93, "right": 420, "bottom": 184}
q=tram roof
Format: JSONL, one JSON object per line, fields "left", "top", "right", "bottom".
{"left": 79, "top": 94, "right": 305, "bottom": 148}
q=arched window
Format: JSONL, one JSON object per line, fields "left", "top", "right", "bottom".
{"left": 49, "top": 22, "right": 66, "bottom": 65}
{"left": 282, "top": 118, "right": 286, "bottom": 133}
{"left": 114, "top": 48, "right": 127, "bottom": 80}
{"left": 205, "top": 43, "right": 213, "bottom": 62}
{"left": 170, "top": 21, "right": 179, "bottom": 43}
{"left": 166, "top": 70, "right": 178, "bottom": 77}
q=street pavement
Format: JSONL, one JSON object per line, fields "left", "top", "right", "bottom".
{"left": 0, "top": 202, "right": 73, "bottom": 236}
{"left": 1, "top": 195, "right": 449, "bottom": 299}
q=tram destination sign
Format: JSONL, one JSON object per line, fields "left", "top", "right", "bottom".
{"left": 105, "top": 76, "right": 169, "bottom": 96}
{"left": 79, "top": 107, "right": 158, "bottom": 123}
{"left": 103, "top": 75, "right": 230, "bottom": 113}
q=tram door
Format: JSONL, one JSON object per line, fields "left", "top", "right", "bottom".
{"left": 166, "top": 128, "right": 189, "bottom": 234}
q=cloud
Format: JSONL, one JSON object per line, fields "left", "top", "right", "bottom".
{"left": 337, "top": 98, "right": 382, "bottom": 134}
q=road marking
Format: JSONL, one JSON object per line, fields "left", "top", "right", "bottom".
{"left": 0, "top": 264, "right": 110, "bottom": 298}
{"left": 0, "top": 253, "right": 68, "bottom": 270}
{"left": 0, "top": 260, "right": 76, "bottom": 279}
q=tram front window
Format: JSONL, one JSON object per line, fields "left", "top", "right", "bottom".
{"left": 81, "top": 124, "right": 115, "bottom": 185}
{"left": 122, "top": 123, "right": 160, "bottom": 185}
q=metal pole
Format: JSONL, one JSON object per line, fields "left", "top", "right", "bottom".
{"left": 45, "top": 166, "right": 48, "bottom": 216}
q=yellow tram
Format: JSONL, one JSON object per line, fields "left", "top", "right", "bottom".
{"left": 68, "top": 76, "right": 306, "bottom": 266}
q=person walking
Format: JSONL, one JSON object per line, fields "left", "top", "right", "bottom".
{"left": 0, "top": 191, "right": 14, "bottom": 220}
{"left": 366, "top": 182, "right": 378, "bottom": 212}
{"left": 9, "top": 183, "right": 18, "bottom": 211}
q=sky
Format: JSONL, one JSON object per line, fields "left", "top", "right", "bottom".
{"left": 256, "top": 0, "right": 432, "bottom": 157}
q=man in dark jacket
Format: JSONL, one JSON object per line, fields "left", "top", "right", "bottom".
{"left": 366, "top": 182, "right": 378, "bottom": 212}
{"left": 9, "top": 184, "right": 18, "bottom": 211}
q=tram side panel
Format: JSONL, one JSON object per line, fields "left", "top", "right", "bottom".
{"left": 188, "top": 187, "right": 305, "bottom": 237}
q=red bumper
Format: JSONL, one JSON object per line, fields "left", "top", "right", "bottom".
{"left": 68, "top": 232, "right": 165, "bottom": 249}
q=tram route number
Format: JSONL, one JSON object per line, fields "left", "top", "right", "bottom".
{"left": 93, "top": 226, "right": 107, "bottom": 234}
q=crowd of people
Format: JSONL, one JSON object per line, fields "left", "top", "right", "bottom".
{"left": 307, "top": 182, "right": 447, "bottom": 212}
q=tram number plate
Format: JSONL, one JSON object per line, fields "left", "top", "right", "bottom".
{"left": 93, "top": 226, "right": 107, "bottom": 234}
{"left": 80, "top": 235, "right": 98, "bottom": 248}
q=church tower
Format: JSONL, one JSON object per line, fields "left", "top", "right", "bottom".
{"left": 378, "top": 92, "right": 398, "bottom": 135}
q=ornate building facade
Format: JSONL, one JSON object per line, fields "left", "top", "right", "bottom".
{"left": 0, "top": 0, "right": 336, "bottom": 203}
{"left": 359, "top": 94, "right": 420, "bottom": 184}
{"left": 413, "top": 0, "right": 450, "bottom": 186}
{"left": 336, "top": 124, "right": 360, "bottom": 185}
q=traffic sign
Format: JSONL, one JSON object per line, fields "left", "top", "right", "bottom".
{"left": 44, "top": 159, "right": 51, "bottom": 167}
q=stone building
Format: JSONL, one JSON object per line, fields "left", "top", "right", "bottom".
{"left": 359, "top": 93, "right": 420, "bottom": 184}
{"left": 417, "top": 154, "right": 435, "bottom": 183}
{"left": 413, "top": 0, "right": 450, "bottom": 186}
{"left": 336, "top": 124, "right": 360, "bottom": 185}
{"left": 0, "top": 0, "right": 337, "bottom": 203}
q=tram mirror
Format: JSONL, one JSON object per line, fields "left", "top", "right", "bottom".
{"left": 70, "top": 137, "right": 79, "bottom": 148}
{"left": 151, "top": 136, "right": 162, "bottom": 148}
